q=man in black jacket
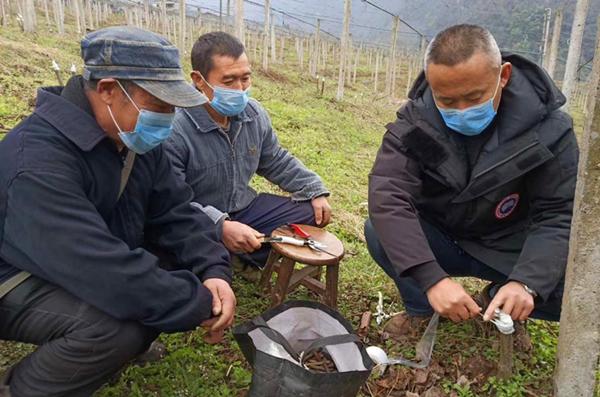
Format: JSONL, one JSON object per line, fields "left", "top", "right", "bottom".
{"left": 365, "top": 25, "right": 577, "bottom": 328}
{"left": 0, "top": 27, "right": 235, "bottom": 396}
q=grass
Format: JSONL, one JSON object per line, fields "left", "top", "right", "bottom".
{"left": 1, "top": 15, "right": 599, "bottom": 397}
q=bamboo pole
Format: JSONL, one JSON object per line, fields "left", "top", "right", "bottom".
{"left": 387, "top": 16, "right": 399, "bottom": 97}
{"left": 547, "top": 8, "right": 563, "bottom": 80}
{"left": 85, "top": 0, "right": 93, "bottom": 29}
{"left": 160, "top": 0, "right": 166, "bottom": 35}
{"left": 270, "top": 21, "right": 276, "bottom": 63}
{"left": 541, "top": 8, "right": 552, "bottom": 68}
{"left": 234, "top": 0, "right": 243, "bottom": 44}
{"left": 72, "top": 0, "right": 81, "bottom": 32}
{"left": 42, "top": 0, "right": 50, "bottom": 25}
{"left": 262, "top": 0, "right": 270, "bottom": 71}
{"left": 310, "top": 18, "right": 320, "bottom": 77}
{"left": 562, "top": 0, "right": 591, "bottom": 107}
{"left": 1, "top": 0, "right": 8, "bottom": 27}
{"left": 373, "top": 50, "right": 380, "bottom": 93}
{"left": 554, "top": 16, "right": 600, "bottom": 396}
{"left": 352, "top": 45, "right": 359, "bottom": 84}
{"left": 179, "top": 0, "right": 185, "bottom": 51}
{"left": 336, "top": 0, "right": 351, "bottom": 100}
{"left": 53, "top": 0, "right": 64, "bottom": 33}
{"left": 22, "top": 0, "right": 36, "bottom": 32}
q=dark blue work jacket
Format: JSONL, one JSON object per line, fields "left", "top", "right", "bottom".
{"left": 0, "top": 84, "right": 231, "bottom": 332}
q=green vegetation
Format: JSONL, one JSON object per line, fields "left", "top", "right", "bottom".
{"left": 1, "top": 19, "right": 598, "bottom": 397}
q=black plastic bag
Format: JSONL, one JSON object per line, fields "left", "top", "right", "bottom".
{"left": 233, "top": 300, "right": 374, "bottom": 397}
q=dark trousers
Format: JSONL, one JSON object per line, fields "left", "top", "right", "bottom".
{"left": 0, "top": 277, "right": 158, "bottom": 397}
{"left": 230, "top": 193, "right": 316, "bottom": 268}
{"left": 364, "top": 218, "right": 563, "bottom": 321}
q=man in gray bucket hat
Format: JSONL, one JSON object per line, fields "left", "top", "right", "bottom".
{"left": 0, "top": 26, "right": 235, "bottom": 396}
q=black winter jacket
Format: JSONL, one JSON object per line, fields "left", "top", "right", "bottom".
{"left": 369, "top": 53, "right": 578, "bottom": 301}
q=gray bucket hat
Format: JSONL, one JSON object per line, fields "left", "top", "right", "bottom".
{"left": 81, "top": 26, "right": 206, "bottom": 108}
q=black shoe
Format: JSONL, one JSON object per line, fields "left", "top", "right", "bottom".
{"left": 133, "top": 341, "right": 167, "bottom": 366}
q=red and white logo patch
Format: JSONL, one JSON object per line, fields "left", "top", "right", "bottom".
{"left": 495, "top": 193, "right": 520, "bottom": 219}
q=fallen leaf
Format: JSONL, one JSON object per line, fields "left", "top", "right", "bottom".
{"left": 414, "top": 368, "right": 429, "bottom": 385}
{"left": 357, "top": 311, "right": 372, "bottom": 339}
{"left": 422, "top": 386, "right": 445, "bottom": 397}
{"left": 457, "top": 374, "right": 470, "bottom": 387}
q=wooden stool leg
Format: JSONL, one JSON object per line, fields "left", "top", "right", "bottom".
{"left": 324, "top": 264, "right": 339, "bottom": 309}
{"left": 271, "top": 257, "right": 295, "bottom": 307}
{"left": 315, "top": 266, "right": 323, "bottom": 281}
{"left": 258, "top": 250, "right": 280, "bottom": 293}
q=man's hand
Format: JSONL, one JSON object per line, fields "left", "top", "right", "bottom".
{"left": 426, "top": 278, "right": 481, "bottom": 322}
{"left": 222, "top": 220, "right": 263, "bottom": 253}
{"left": 201, "top": 278, "right": 236, "bottom": 344}
{"left": 483, "top": 281, "right": 534, "bottom": 322}
{"left": 312, "top": 196, "right": 332, "bottom": 226}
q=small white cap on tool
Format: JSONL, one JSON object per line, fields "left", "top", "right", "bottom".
{"left": 366, "top": 346, "right": 389, "bottom": 365}
{"left": 492, "top": 309, "right": 515, "bottom": 335}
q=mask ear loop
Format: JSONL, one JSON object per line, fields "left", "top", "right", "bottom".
{"left": 491, "top": 68, "right": 503, "bottom": 100}
{"left": 198, "top": 73, "right": 216, "bottom": 92}
{"left": 116, "top": 80, "right": 141, "bottom": 112}
{"left": 107, "top": 105, "right": 123, "bottom": 133}
{"left": 107, "top": 80, "right": 141, "bottom": 134}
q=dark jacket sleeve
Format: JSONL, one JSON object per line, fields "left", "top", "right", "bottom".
{"left": 145, "top": 148, "right": 232, "bottom": 283}
{"left": 0, "top": 169, "right": 214, "bottom": 333}
{"left": 509, "top": 115, "right": 578, "bottom": 301}
{"left": 368, "top": 127, "right": 448, "bottom": 290}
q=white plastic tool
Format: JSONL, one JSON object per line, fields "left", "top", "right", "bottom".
{"left": 366, "top": 346, "right": 388, "bottom": 365}
{"left": 490, "top": 308, "right": 515, "bottom": 335}
{"left": 368, "top": 312, "right": 440, "bottom": 369}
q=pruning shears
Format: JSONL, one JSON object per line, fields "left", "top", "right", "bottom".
{"left": 261, "top": 224, "right": 336, "bottom": 257}
{"left": 286, "top": 223, "right": 336, "bottom": 256}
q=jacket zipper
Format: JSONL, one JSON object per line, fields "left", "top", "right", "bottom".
{"left": 218, "top": 128, "right": 235, "bottom": 159}
{"left": 218, "top": 122, "right": 243, "bottom": 159}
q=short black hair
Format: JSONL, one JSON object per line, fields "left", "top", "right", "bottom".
{"left": 191, "top": 31, "right": 245, "bottom": 78}
{"left": 425, "top": 24, "right": 501, "bottom": 71}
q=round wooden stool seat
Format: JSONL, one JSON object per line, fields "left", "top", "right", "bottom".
{"left": 258, "top": 225, "right": 344, "bottom": 309}
{"left": 270, "top": 225, "right": 345, "bottom": 266}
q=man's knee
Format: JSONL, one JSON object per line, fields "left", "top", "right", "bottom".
{"left": 364, "top": 218, "right": 389, "bottom": 268}
{"left": 364, "top": 218, "right": 381, "bottom": 255}
{"left": 294, "top": 200, "right": 316, "bottom": 226}
{"left": 91, "top": 319, "right": 157, "bottom": 366}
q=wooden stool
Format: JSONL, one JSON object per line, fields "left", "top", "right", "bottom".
{"left": 258, "top": 225, "right": 344, "bottom": 309}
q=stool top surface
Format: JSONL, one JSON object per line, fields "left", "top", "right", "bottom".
{"left": 270, "top": 225, "right": 344, "bottom": 266}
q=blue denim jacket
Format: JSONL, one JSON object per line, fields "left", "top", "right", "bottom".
{"left": 166, "top": 98, "right": 329, "bottom": 224}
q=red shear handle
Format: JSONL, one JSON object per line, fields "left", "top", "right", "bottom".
{"left": 287, "top": 223, "right": 311, "bottom": 239}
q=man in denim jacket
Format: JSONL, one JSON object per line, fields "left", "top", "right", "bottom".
{"left": 167, "top": 32, "right": 331, "bottom": 268}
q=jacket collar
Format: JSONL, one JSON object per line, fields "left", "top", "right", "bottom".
{"left": 33, "top": 86, "right": 107, "bottom": 152}
{"left": 180, "top": 100, "right": 257, "bottom": 134}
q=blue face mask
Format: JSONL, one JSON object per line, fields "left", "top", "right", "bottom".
{"left": 108, "top": 81, "right": 175, "bottom": 154}
{"left": 436, "top": 74, "right": 501, "bottom": 136}
{"left": 202, "top": 76, "right": 250, "bottom": 117}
